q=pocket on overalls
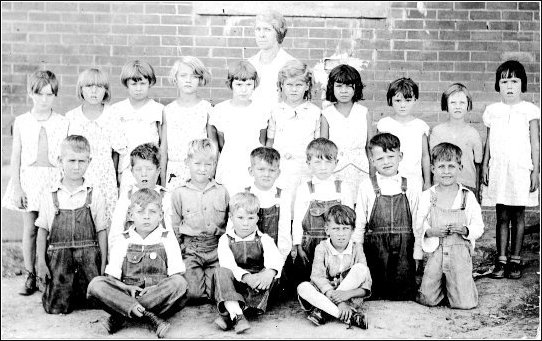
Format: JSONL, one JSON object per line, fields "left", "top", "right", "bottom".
{"left": 126, "top": 252, "right": 145, "bottom": 264}
{"left": 308, "top": 202, "right": 327, "bottom": 216}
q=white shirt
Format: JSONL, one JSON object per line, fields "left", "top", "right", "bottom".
{"left": 105, "top": 225, "right": 185, "bottom": 280}
{"left": 415, "top": 185, "right": 484, "bottom": 253}
{"left": 292, "top": 175, "right": 355, "bottom": 245}
{"left": 217, "top": 229, "right": 283, "bottom": 282}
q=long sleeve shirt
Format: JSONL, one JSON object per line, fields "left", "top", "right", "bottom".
{"left": 217, "top": 229, "right": 283, "bottom": 282}
{"left": 415, "top": 184, "right": 484, "bottom": 253}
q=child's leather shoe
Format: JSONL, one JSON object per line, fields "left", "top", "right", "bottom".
{"left": 349, "top": 311, "right": 369, "bottom": 329}
{"left": 103, "top": 313, "right": 126, "bottom": 334}
{"left": 141, "top": 310, "right": 170, "bottom": 338}
{"left": 307, "top": 308, "right": 325, "bottom": 326}
{"left": 506, "top": 261, "right": 522, "bottom": 279}
{"left": 19, "top": 271, "right": 37, "bottom": 296}
{"left": 489, "top": 261, "right": 506, "bottom": 279}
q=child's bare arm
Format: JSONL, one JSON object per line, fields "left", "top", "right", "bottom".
{"left": 97, "top": 230, "right": 107, "bottom": 275}
{"left": 36, "top": 228, "right": 50, "bottom": 282}
{"left": 259, "top": 128, "right": 267, "bottom": 146}
{"left": 320, "top": 114, "right": 329, "bottom": 139}
{"left": 481, "top": 127, "right": 491, "bottom": 185}
{"left": 529, "top": 119, "right": 540, "bottom": 192}
{"left": 112, "top": 150, "right": 120, "bottom": 187}
{"left": 421, "top": 133, "right": 431, "bottom": 190}
{"left": 206, "top": 123, "right": 219, "bottom": 149}
{"left": 159, "top": 109, "right": 168, "bottom": 186}
{"left": 10, "top": 122, "right": 25, "bottom": 208}
{"left": 217, "top": 130, "right": 225, "bottom": 151}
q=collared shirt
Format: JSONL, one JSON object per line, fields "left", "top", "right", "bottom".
{"left": 415, "top": 184, "right": 484, "bottom": 253}
{"left": 310, "top": 239, "right": 372, "bottom": 295}
{"left": 35, "top": 179, "right": 107, "bottom": 234}
{"left": 171, "top": 179, "right": 229, "bottom": 236}
{"left": 292, "top": 175, "right": 355, "bottom": 245}
{"left": 105, "top": 225, "right": 185, "bottom": 280}
{"left": 109, "top": 185, "right": 173, "bottom": 250}
{"left": 354, "top": 172, "right": 421, "bottom": 258}
{"left": 217, "top": 229, "right": 283, "bottom": 282}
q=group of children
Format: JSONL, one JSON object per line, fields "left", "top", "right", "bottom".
{"left": 2, "top": 54, "right": 539, "bottom": 337}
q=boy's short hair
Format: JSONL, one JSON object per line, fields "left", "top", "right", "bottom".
{"left": 495, "top": 60, "right": 528, "bottom": 93}
{"left": 229, "top": 192, "right": 260, "bottom": 215}
{"left": 169, "top": 56, "right": 211, "bottom": 87}
{"left": 60, "top": 135, "right": 91, "bottom": 156}
{"left": 324, "top": 204, "right": 356, "bottom": 229}
{"left": 255, "top": 10, "right": 288, "bottom": 44}
{"left": 130, "top": 143, "right": 160, "bottom": 168}
{"left": 306, "top": 137, "right": 338, "bottom": 162}
{"left": 250, "top": 147, "right": 280, "bottom": 166}
{"left": 368, "top": 133, "right": 401, "bottom": 155}
{"left": 226, "top": 61, "right": 259, "bottom": 89}
{"left": 441, "top": 83, "right": 473, "bottom": 112}
{"left": 27, "top": 70, "right": 59, "bottom": 96}
{"left": 277, "top": 60, "right": 313, "bottom": 101}
{"left": 186, "top": 138, "right": 219, "bottom": 162}
{"left": 120, "top": 60, "right": 157, "bottom": 88}
{"left": 431, "top": 142, "right": 462, "bottom": 165}
{"left": 126, "top": 188, "right": 163, "bottom": 229}
{"left": 325, "top": 64, "right": 364, "bottom": 103}
{"left": 76, "top": 68, "right": 111, "bottom": 103}
{"left": 386, "top": 77, "right": 418, "bottom": 106}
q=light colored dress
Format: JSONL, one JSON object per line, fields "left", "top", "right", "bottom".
{"left": 268, "top": 101, "right": 321, "bottom": 192}
{"left": 323, "top": 102, "right": 370, "bottom": 199}
{"left": 209, "top": 99, "right": 269, "bottom": 194}
{"left": 112, "top": 98, "right": 163, "bottom": 193}
{"left": 482, "top": 101, "right": 540, "bottom": 207}
{"left": 2, "top": 112, "right": 68, "bottom": 212}
{"left": 66, "top": 105, "right": 127, "bottom": 227}
{"left": 163, "top": 99, "right": 211, "bottom": 190}
{"left": 377, "top": 116, "right": 430, "bottom": 192}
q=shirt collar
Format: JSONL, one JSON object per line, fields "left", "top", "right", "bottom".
{"left": 326, "top": 238, "right": 353, "bottom": 256}
{"left": 311, "top": 174, "right": 338, "bottom": 185}
{"left": 250, "top": 181, "right": 278, "bottom": 195}
{"left": 226, "top": 228, "right": 262, "bottom": 241}
{"left": 182, "top": 178, "right": 218, "bottom": 191}
{"left": 126, "top": 224, "right": 167, "bottom": 241}
{"left": 52, "top": 178, "right": 93, "bottom": 194}
{"left": 375, "top": 172, "right": 402, "bottom": 183}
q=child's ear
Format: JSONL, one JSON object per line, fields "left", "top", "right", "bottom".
{"left": 248, "top": 166, "right": 254, "bottom": 177}
{"left": 430, "top": 164, "right": 435, "bottom": 174}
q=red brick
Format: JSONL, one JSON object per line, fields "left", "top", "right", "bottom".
{"left": 227, "top": 37, "right": 255, "bottom": 48}
{"left": 128, "top": 35, "right": 160, "bottom": 46}
{"left": 423, "top": 40, "right": 455, "bottom": 51}
{"left": 79, "top": 24, "right": 111, "bottom": 34}
{"left": 425, "top": 2, "right": 453, "bottom": 9}
{"left": 46, "top": 2, "right": 78, "bottom": 11}
{"left": 179, "top": 25, "right": 211, "bottom": 36}
{"left": 471, "top": 52, "right": 502, "bottom": 62}
{"left": 211, "top": 48, "right": 243, "bottom": 59}
{"left": 29, "top": 33, "right": 62, "bottom": 44}
{"left": 95, "top": 14, "right": 127, "bottom": 24}
{"left": 111, "top": 3, "right": 144, "bottom": 13}
{"left": 489, "top": 21, "right": 519, "bottom": 31}
{"left": 112, "top": 24, "right": 143, "bottom": 34}
{"left": 502, "top": 11, "right": 534, "bottom": 20}
{"left": 80, "top": 2, "right": 110, "bottom": 12}
{"left": 391, "top": 2, "right": 417, "bottom": 8}
{"left": 390, "top": 61, "right": 423, "bottom": 70}
{"left": 61, "top": 13, "right": 94, "bottom": 23}
{"left": 455, "top": 2, "right": 485, "bottom": 9}
{"left": 377, "top": 51, "right": 404, "bottom": 61}
{"left": 129, "top": 14, "right": 160, "bottom": 25}
{"left": 145, "top": 4, "right": 176, "bottom": 14}
{"left": 456, "top": 21, "right": 488, "bottom": 31}
{"left": 79, "top": 45, "right": 110, "bottom": 55}
{"left": 439, "top": 30, "right": 470, "bottom": 40}
{"left": 393, "top": 20, "right": 424, "bottom": 29}
{"left": 407, "top": 30, "right": 438, "bottom": 40}
{"left": 440, "top": 72, "right": 472, "bottom": 82}
{"left": 62, "top": 55, "right": 95, "bottom": 65}
{"left": 423, "top": 62, "right": 454, "bottom": 71}
{"left": 161, "top": 15, "right": 192, "bottom": 25}
{"left": 469, "top": 11, "right": 501, "bottom": 20}
{"left": 424, "top": 20, "right": 455, "bottom": 30}
{"left": 12, "top": 44, "right": 44, "bottom": 54}
{"left": 487, "top": 2, "right": 518, "bottom": 9}
{"left": 471, "top": 31, "right": 502, "bottom": 41}
{"left": 293, "top": 18, "right": 325, "bottom": 28}
{"left": 394, "top": 40, "right": 424, "bottom": 50}
{"left": 309, "top": 28, "right": 341, "bottom": 39}
{"left": 325, "top": 19, "right": 352, "bottom": 28}
{"left": 454, "top": 62, "right": 486, "bottom": 72}
{"left": 438, "top": 10, "right": 469, "bottom": 20}
{"left": 406, "top": 51, "right": 438, "bottom": 61}
{"left": 407, "top": 71, "right": 439, "bottom": 81}
{"left": 161, "top": 36, "right": 193, "bottom": 46}
{"left": 519, "top": 2, "right": 539, "bottom": 10}
{"left": 2, "top": 33, "right": 27, "bottom": 42}
{"left": 457, "top": 41, "right": 488, "bottom": 51}
{"left": 13, "top": 64, "right": 41, "bottom": 74}
{"left": 519, "top": 21, "right": 540, "bottom": 31}
{"left": 287, "top": 28, "right": 309, "bottom": 38}
{"left": 45, "top": 23, "right": 75, "bottom": 33}
{"left": 439, "top": 52, "right": 470, "bottom": 61}
{"left": 486, "top": 41, "right": 520, "bottom": 51}
{"left": 2, "top": 11, "right": 28, "bottom": 21}
{"left": 145, "top": 25, "right": 177, "bottom": 35}
{"left": 12, "top": 1, "right": 44, "bottom": 11}
{"left": 503, "top": 31, "right": 534, "bottom": 41}
{"left": 177, "top": 4, "right": 193, "bottom": 15}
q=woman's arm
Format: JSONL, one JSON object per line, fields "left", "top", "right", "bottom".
{"left": 529, "top": 119, "right": 540, "bottom": 192}
{"left": 159, "top": 109, "right": 168, "bottom": 187}
{"left": 481, "top": 127, "right": 491, "bottom": 186}
{"left": 10, "top": 121, "right": 25, "bottom": 208}
{"left": 320, "top": 114, "right": 329, "bottom": 139}
{"left": 421, "top": 133, "right": 431, "bottom": 190}
{"left": 259, "top": 128, "right": 267, "bottom": 146}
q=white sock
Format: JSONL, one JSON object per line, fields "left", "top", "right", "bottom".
{"left": 224, "top": 301, "right": 243, "bottom": 319}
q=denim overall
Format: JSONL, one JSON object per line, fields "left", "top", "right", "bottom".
{"left": 245, "top": 186, "right": 282, "bottom": 245}
{"left": 43, "top": 188, "right": 101, "bottom": 314}
{"left": 364, "top": 175, "right": 416, "bottom": 301}
{"left": 417, "top": 189, "right": 478, "bottom": 309}
{"left": 214, "top": 234, "right": 276, "bottom": 314}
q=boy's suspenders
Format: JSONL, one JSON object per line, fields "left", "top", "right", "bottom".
{"left": 306, "top": 179, "right": 342, "bottom": 195}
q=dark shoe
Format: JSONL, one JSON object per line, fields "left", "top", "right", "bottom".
{"left": 506, "top": 262, "right": 522, "bottom": 279}
{"left": 349, "top": 311, "right": 369, "bottom": 329}
{"left": 102, "top": 314, "right": 126, "bottom": 334}
{"left": 142, "top": 310, "right": 170, "bottom": 338}
{"left": 214, "top": 312, "right": 233, "bottom": 331}
{"left": 243, "top": 306, "right": 261, "bottom": 319}
{"left": 19, "top": 271, "right": 37, "bottom": 296}
{"left": 489, "top": 261, "right": 506, "bottom": 279}
{"left": 307, "top": 308, "right": 324, "bottom": 326}
{"left": 233, "top": 314, "right": 250, "bottom": 334}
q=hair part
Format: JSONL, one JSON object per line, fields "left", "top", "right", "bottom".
{"left": 229, "top": 191, "right": 260, "bottom": 215}
{"left": 169, "top": 56, "right": 211, "bottom": 87}
{"left": 306, "top": 137, "right": 338, "bottom": 162}
{"left": 431, "top": 142, "right": 462, "bottom": 165}
{"left": 250, "top": 147, "right": 280, "bottom": 166}
{"left": 121, "top": 60, "right": 157, "bottom": 87}
{"left": 76, "top": 68, "right": 111, "bottom": 103}
{"left": 186, "top": 138, "right": 219, "bottom": 163}
{"left": 441, "top": 83, "right": 473, "bottom": 112}
{"left": 61, "top": 135, "right": 91, "bottom": 156}
{"left": 27, "top": 70, "right": 59, "bottom": 96}
{"left": 130, "top": 143, "right": 160, "bottom": 168}
{"left": 325, "top": 64, "right": 364, "bottom": 103}
{"left": 368, "top": 133, "right": 401, "bottom": 155}
{"left": 386, "top": 77, "right": 419, "bottom": 106}
{"left": 494, "top": 60, "right": 528, "bottom": 93}
{"left": 255, "top": 10, "right": 288, "bottom": 44}
{"left": 226, "top": 60, "right": 259, "bottom": 89}
{"left": 277, "top": 60, "right": 313, "bottom": 101}
{"left": 324, "top": 204, "right": 356, "bottom": 229}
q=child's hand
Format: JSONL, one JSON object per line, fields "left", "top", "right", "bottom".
{"left": 425, "top": 225, "right": 449, "bottom": 238}
{"left": 36, "top": 260, "right": 50, "bottom": 285}
{"left": 242, "top": 273, "right": 261, "bottom": 290}
{"left": 422, "top": 181, "right": 431, "bottom": 191}
{"left": 329, "top": 290, "right": 353, "bottom": 304}
{"left": 530, "top": 171, "right": 539, "bottom": 192}
{"left": 126, "top": 285, "right": 143, "bottom": 298}
{"left": 297, "top": 247, "right": 310, "bottom": 266}
{"left": 481, "top": 165, "right": 489, "bottom": 186}
{"left": 256, "top": 269, "right": 276, "bottom": 290}
{"left": 13, "top": 185, "right": 27, "bottom": 210}
{"left": 448, "top": 224, "right": 468, "bottom": 236}
{"left": 337, "top": 302, "right": 354, "bottom": 323}
{"left": 138, "top": 285, "right": 155, "bottom": 297}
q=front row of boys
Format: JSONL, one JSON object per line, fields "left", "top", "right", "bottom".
{"left": 35, "top": 132, "right": 483, "bottom": 336}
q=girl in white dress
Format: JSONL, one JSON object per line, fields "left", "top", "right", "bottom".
{"left": 322, "top": 64, "right": 372, "bottom": 200}
{"left": 482, "top": 60, "right": 540, "bottom": 280}
{"left": 2, "top": 70, "right": 68, "bottom": 295}
{"left": 160, "top": 56, "right": 216, "bottom": 190}
{"left": 209, "top": 61, "right": 268, "bottom": 194}
{"left": 113, "top": 60, "right": 164, "bottom": 195}
{"left": 66, "top": 69, "right": 127, "bottom": 231}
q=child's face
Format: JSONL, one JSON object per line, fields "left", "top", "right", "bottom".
{"left": 29, "top": 84, "right": 55, "bottom": 113}
{"left": 325, "top": 220, "right": 353, "bottom": 251}
{"left": 176, "top": 63, "right": 200, "bottom": 95}
{"left": 132, "top": 158, "right": 160, "bottom": 189}
{"left": 370, "top": 146, "right": 402, "bottom": 177}
{"left": 282, "top": 76, "right": 308, "bottom": 105}
{"left": 231, "top": 79, "right": 255, "bottom": 102}
{"left": 333, "top": 82, "right": 355, "bottom": 104}
{"left": 82, "top": 84, "right": 106, "bottom": 105}
{"left": 127, "top": 78, "right": 150, "bottom": 102}
{"left": 186, "top": 152, "right": 215, "bottom": 185}
{"left": 391, "top": 92, "right": 416, "bottom": 117}
{"left": 499, "top": 77, "right": 522, "bottom": 104}
{"left": 231, "top": 207, "right": 259, "bottom": 239}
{"left": 431, "top": 159, "right": 462, "bottom": 187}
{"left": 447, "top": 91, "right": 468, "bottom": 120}
{"left": 249, "top": 159, "right": 280, "bottom": 190}
{"left": 254, "top": 20, "right": 278, "bottom": 50}
{"left": 307, "top": 156, "right": 338, "bottom": 181}
{"left": 130, "top": 202, "right": 163, "bottom": 236}
{"left": 59, "top": 149, "right": 91, "bottom": 182}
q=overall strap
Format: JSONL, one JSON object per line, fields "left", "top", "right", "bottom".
{"left": 245, "top": 186, "right": 251, "bottom": 193}
{"left": 122, "top": 230, "right": 130, "bottom": 239}
{"left": 400, "top": 177, "right": 407, "bottom": 193}
{"left": 307, "top": 181, "right": 315, "bottom": 194}
{"left": 161, "top": 231, "right": 169, "bottom": 239}
{"left": 52, "top": 190, "right": 60, "bottom": 215}
{"left": 275, "top": 187, "right": 282, "bottom": 199}
{"left": 369, "top": 173, "right": 381, "bottom": 196}
{"left": 334, "top": 179, "right": 342, "bottom": 194}
{"left": 85, "top": 187, "right": 93, "bottom": 207}
{"left": 460, "top": 188, "right": 469, "bottom": 210}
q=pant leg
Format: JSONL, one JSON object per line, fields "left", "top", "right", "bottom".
{"left": 416, "top": 246, "right": 445, "bottom": 307}
{"left": 213, "top": 267, "right": 245, "bottom": 311}
{"left": 73, "top": 246, "right": 101, "bottom": 309}
{"left": 138, "top": 274, "right": 189, "bottom": 317}
{"left": 391, "top": 233, "right": 417, "bottom": 300}
{"left": 202, "top": 249, "right": 219, "bottom": 300}
{"left": 87, "top": 275, "right": 139, "bottom": 317}
{"left": 297, "top": 282, "right": 340, "bottom": 318}
{"left": 242, "top": 276, "right": 277, "bottom": 314}
{"left": 336, "top": 263, "right": 371, "bottom": 291}
{"left": 445, "top": 243, "right": 478, "bottom": 309}
{"left": 183, "top": 252, "right": 206, "bottom": 301}
{"left": 43, "top": 248, "right": 75, "bottom": 314}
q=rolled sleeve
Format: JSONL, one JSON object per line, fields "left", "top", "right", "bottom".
{"left": 463, "top": 191, "right": 484, "bottom": 246}
{"left": 104, "top": 239, "right": 129, "bottom": 280}
{"left": 416, "top": 190, "right": 439, "bottom": 253}
{"left": 35, "top": 193, "right": 53, "bottom": 232}
{"left": 91, "top": 189, "right": 108, "bottom": 233}
{"left": 267, "top": 114, "right": 276, "bottom": 139}
{"left": 408, "top": 189, "right": 422, "bottom": 260}
{"left": 217, "top": 234, "right": 249, "bottom": 282}
{"left": 261, "top": 234, "right": 283, "bottom": 278}
{"left": 164, "top": 231, "right": 186, "bottom": 275}
{"left": 353, "top": 185, "right": 370, "bottom": 244}
{"left": 310, "top": 243, "right": 334, "bottom": 294}
{"left": 292, "top": 185, "right": 310, "bottom": 245}
{"left": 482, "top": 107, "right": 492, "bottom": 128}
{"left": 109, "top": 197, "right": 130, "bottom": 250}
{"left": 277, "top": 191, "right": 293, "bottom": 261}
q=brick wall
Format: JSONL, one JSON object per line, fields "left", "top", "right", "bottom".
{"left": 1, "top": 1, "right": 541, "bottom": 165}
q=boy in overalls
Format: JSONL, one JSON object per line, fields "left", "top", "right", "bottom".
{"left": 213, "top": 192, "right": 284, "bottom": 334}
{"left": 354, "top": 133, "right": 421, "bottom": 300}
{"left": 291, "top": 138, "right": 355, "bottom": 285}
{"left": 87, "top": 188, "right": 188, "bottom": 338}
{"left": 415, "top": 143, "right": 484, "bottom": 309}
{"left": 35, "top": 135, "right": 107, "bottom": 314}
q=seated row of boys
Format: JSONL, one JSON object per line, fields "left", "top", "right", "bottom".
{"left": 35, "top": 132, "right": 483, "bottom": 337}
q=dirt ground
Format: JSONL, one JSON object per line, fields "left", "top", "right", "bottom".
{"left": 1, "top": 241, "right": 540, "bottom": 339}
